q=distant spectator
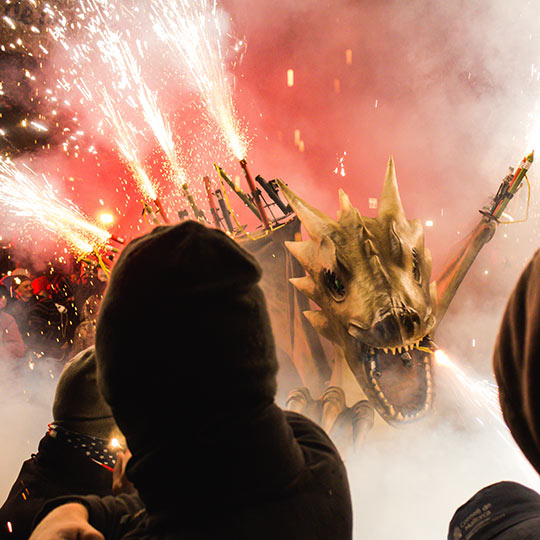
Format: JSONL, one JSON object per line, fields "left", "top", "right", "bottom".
{"left": 0, "top": 284, "right": 24, "bottom": 359}
{"left": 0, "top": 347, "right": 121, "bottom": 540}
{"left": 0, "top": 268, "right": 31, "bottom": 298}
{"left": 73, "top": 262, "right": 106, "bottom": 314}
{"left": 70, "top": 295, "right": 101, "bottom": 360}
{"left": 6, "top": 275, "right": 35, "bottom": 344}
{"left": 48, "top": 272, "right": 80, "bottom": 344}
{"left": 27, "top": 276, "right": 70, "bottom": 360}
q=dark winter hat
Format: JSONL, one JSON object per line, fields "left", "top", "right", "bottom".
{"left": 53, "top": 346, "right": 117, "bottom": 439}
{"left": 493, "top": 250, "right": 540, "bottom": 475}
{"left": 448, "top": 481, "right": 540, "bottom": 539}
{"left": 95, "top": 221, "right": 278, "bottom": 441}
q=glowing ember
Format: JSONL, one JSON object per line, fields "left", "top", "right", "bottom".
{"left": 99, "top": 212, "right": 114, "bottom": 225}
{"left": 0, "top": 159, "right": 111, "bottom": 255}
{"left": 110, "top": 437, "right": 121, "bottom": 449}
{"left": 151, "top": 0, "right": 249, "bottom": 160}
{"left": 287, "top": 68, "right": 294, "bottom": 87}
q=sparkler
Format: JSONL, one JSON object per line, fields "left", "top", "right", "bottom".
{"left": 151, "top": 0, "right": 249, "bottom": 160}
{"left": 433, "top": 349, "right": 533, "bottom": 468}
{"left": 0, "top": 158, "right": 111, "bottom": 256}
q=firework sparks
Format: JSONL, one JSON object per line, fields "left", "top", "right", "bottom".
{"left": 0, "top": 158, "right": 111, "bottom": 255}
{"left": 100, "top": 89, "right": 157, "bottom": 201}
{"left": 151, "top": 0, "right": 249, "bottom": 160}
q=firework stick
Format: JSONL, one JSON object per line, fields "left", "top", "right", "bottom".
{"left": 152, "top": 197, "right": 170, "bottom": 224}
{"left": 239, "top": 159, "right": 270, "bottom": 230}
{"left": 181, "top": 183, "right": 206, "bottom": 223}
{"left": 215, "top": 189, "right": 234, "bottom": 232}
{"left": 213, "top": 164, "right": 261, "bottom": 220}
{"left": 203, "top": 176, "right": 221, "bottom": 228}
{"left": 488, "top": 150, "right": 534, "bottom": 220}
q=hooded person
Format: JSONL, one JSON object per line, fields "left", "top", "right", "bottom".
{"left": 0, "top": 347, "right": 121, "bottom": 540}
{"left": 448, "top": 249, "right": 540, "bottom": 539}
{"left": 29, "top": 221, "right": 353, "bottom": 540}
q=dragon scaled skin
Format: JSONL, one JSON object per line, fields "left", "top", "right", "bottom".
{"left": 277, "top": 157, "right": 441, "bottom": 426}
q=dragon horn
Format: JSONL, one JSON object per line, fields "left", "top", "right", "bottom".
{"left": 338, "top": 188, "right": 367, "bottom": 230}
{"left": 377, "top": 156, "right": 406, "bottom": 222}
{"left": 276, "top": 179, "right": 336, "bottom": 240}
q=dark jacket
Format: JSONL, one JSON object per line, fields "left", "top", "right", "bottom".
{"left": 33, "top": 411, "right": 352, "bottom": 540}
{"left": 27, "top": 297, "right": 69, "bottom": 359}
{"left": 0, "top": 432, "right": 114, "bottom": 540}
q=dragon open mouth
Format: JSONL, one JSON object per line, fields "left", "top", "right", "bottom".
{"left": 348, "top": 336, "right": 434, "bottom": 425}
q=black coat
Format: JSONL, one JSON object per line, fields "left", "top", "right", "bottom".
{"left": 0, "top": 433, "right": 114, "bottom": 540}
{"left": 33, "top": 412, "right": 352, "bottom": 540}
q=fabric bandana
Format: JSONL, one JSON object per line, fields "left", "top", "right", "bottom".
{"left": 48, "top": 423, "right": 121, "bottom": 470}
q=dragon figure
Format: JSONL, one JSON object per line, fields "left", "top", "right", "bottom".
{"left": 239, "top": 153, "right": 531, "bottom": 448}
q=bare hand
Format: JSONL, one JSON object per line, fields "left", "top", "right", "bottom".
{"left": 112, "top": 449, "right": 135, "bottom": 495}
{"left": 29, "top": 503, "right": 104, "bottom": 540}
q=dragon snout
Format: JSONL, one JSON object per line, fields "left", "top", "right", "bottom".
{"left": 348, "top": 308, "right": 422, "bottom": 348}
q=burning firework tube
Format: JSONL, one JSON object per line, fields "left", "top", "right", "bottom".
{"left": 239, "top": 160, "right": 270, "bottom": 230}
{"left": 215, "top": 189, "right": 234, "bottom": 232}
{"left": 181, "top": 183, "right": 205, "bottom": 223}
{"left": 109, "top": 234, "right": 125, "bottom": 245}
{"left": 485, "top": 151, "right": 534, "bottom": 221}
{"left": 203, "top": 176, "right": 221, "bottom": 228}
{"left": 152, "top": 198, "right": 171, "bottom": 224}
{"left": 143, "top": 202, "right": 161, "bottom": 225}
{"left": 214, "top": 164, "right": 261, "bottom": 220}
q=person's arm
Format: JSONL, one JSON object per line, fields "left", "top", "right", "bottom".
{"left": 31, "top": 493, "right": 144, "bottom": 540}
{"left": 29, "top": 503, "right": 103, "bottom": 540}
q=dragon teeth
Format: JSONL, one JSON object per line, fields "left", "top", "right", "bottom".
{"left": 383, "top": 348, "right": 388, "bottom": 354}
{"left": 396, "top": 412, "right": 404, "bottom": 421}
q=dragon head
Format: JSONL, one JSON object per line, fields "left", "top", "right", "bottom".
{"left": 278, "top": 157, "right": 437, "bottom": 425}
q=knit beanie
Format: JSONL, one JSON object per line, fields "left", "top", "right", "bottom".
{"left": 493, "top": 249, "right": 540, "bottom": 475}
{"left": 448, "top": 481, "right": 540, "bottom": 539}
{"left": 53, "top": 346, "right": 117, "bottom": 439}
{"left": 95, "top": 221, "right": 278, "bottom": 444}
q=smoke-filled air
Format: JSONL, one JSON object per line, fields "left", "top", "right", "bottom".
{"left": 2, "top": 0, "right": 540, "bottom": 538}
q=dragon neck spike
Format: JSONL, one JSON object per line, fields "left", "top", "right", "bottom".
{"left": 303, "top": 310, "right": 337, "bottom": 342}
{"left": 284, "top": 240, "right": 314, "bottom": 271}
{"left": 338, "top": 189, "right": 355, "bottom": 220}
{"left": 276, "top": 179, "right": 337, "bottom": 240}
{"left": 377, "top": 155, "right": 406, "bottom": 222}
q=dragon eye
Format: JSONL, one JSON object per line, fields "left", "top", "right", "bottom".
{"left": 323, "top": 269, "right": 346, "bottom": 301}
{"left": 412, "top": 248, "right": 421, "bottom": 283}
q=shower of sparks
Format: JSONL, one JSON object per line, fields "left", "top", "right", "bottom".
{"left": 434, "top": 349, "right": 504, "bottom": 426}
{"left": 151, "top": 0, "right": 249, "bottom": 160}
{"left": 100, "top": 87, "right": 158, "bottom": 201}
{"left": 0, "top": 159, "right": 111, "bottom": 255}
{"left": 433, "top": 348, "right": 539, "bottom": 485}
{"left": 70, "top": 0, "right": 190, "bottom": 197}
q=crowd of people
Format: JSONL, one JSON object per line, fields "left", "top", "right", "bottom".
{"left": 0, "top": 263, "right": 105, "bottom": 365}
{"left": 1, "top": 219, "right": 540, "bottom": 539}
